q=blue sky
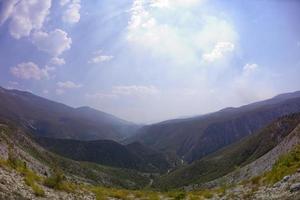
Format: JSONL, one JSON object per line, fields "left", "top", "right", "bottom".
{"left": 0, "top": 0, "right": 299, "bottom": 123}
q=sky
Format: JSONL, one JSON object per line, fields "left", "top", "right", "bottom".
{"left": 0, "top": 0, "right": 300, "bottom": 123}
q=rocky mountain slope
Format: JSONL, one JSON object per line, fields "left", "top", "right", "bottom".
{"left": 154, "top": 113, "right": 300, "bottom": 190}
{"left": 0, "top": 121, "right": 150, "bottom": 190}
{"left": 128, "top": 91, "right": 300, "bottom": 163}
{"left": 1, "top": 89, "right": 300, "bottom": 199}
{"left": 1, "top": 127, "right": 300, "bottom": 199}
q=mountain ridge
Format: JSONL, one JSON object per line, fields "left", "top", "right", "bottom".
{"left": 127, "top": 91, "right": 300, "bottom": 163}
{"left": 0, "top": 87, "right": 138, "bottom": 141}
{"left": 153, "top": 112, "right": 300, "bottom": 189}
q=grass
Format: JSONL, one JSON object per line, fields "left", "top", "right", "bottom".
{"left": 23, "top": 168, "right": 45, "bottom": 196}
{"left": 44, "top": 169, "right": 77, "bottom": 192}
{"left": 240, "top": 144, "right": 300, "bottom": 188}
{"left": 263, "top": 145, "right": 300, "bottom": 184}
{"left": 1, "top": 123, "right": 300, "bottom": 200}
{"left": 2, "top": 143, "right": 299, "bottom": 199}
{"left": 1, "top": 150, "right": 78, "bottom": 196}
{"left": 90, "top": 186, "right": 163, "bottom": 200}
{"left": 1, "top": 148, "right": 46, "bottom": 197}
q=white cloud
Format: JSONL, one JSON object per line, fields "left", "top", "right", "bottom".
{"left": 10, "top": 62, "right": 53, "bottom": 80}
{"left": 32, "top": 29, "right": 72, "bottom": 56}
{"left": 86, "top": 85, "right": 159, "bottom": 102}
{"left": 150, "top": 0, "right": 203, "bottom": 8}
{"left": 57, "top": 81, "right": 82, "bottom": 89}
{"left": 6, "top": 81, "right": 20, "bottom": 90}
{"left": 127, "top": 0, "right": 238, "bottom": 66}
{"left": 112, "top": 85, "right": 159, "bottom": 97}
{"left": 0, "top": 0, "right": 51, "bottom": 39}
{"left": 243, "top": 63, "right": 259, "bottom": 75}
{"left": 56, "top": 81, "right": 82, "bottom": 95}
{"left": 88, "top": 50, "right": 114, "bottom": 64}
{"left": 62, "top": 0, "right": 81, "bottom": 24}
{"left": 50, "top": 57, "right": 66, "bottom": 66}
{"left": 60, "top": 0, "right": 71, "bottom": 6}
{"left": 85, "top": 92, "right": 118, "bottom": 100}
{"left": 0, "top": 0, "right": 17, "bottom": 25}
{"left": 202, "top": 42, "right": 235, "bottom": 62}
{"left": 55, "top": 88, "right": 65, "bottom": 95}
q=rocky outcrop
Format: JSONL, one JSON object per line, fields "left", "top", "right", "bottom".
{"left": 0, "top": 166, "right": 95, "bottom": 200}
{"left": 223, "top": 170, "right": 300, "bottom": 200}
{"left": 215, "top": 124, "right": 300, "bottom": 186}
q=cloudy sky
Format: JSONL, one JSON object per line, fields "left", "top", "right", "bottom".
{"left": 0, "top": 0, "right": 300, "bottom": 123}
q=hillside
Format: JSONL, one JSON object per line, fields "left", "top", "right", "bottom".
{"left": 0, "top": 87, "right": 138, "bottom": 141}
{"left": 154, "top": 113, "right": 300, "bottom": 189}
{"left": 0, "top": 120, "right": 150, "bottom": 190}
{"left": 1, "top": 90, "right": 300, "bottom": 199}
{"left": 35, "top": 137, "right": 171, "bottom": 173}
{"left": 1, "top": 120, "right": 300, "bottom": 199}
{"left": 128, "top": 91, "right": 300, "bottom": 162}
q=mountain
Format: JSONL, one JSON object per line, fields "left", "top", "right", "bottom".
{"left": 1, "top": 88, "right": 300, "bottom": 199}
{"left": 0, "top": 87, "right": 138, "bottom": 141}
{"left": 154, "top": 112, "right": 300, "bottom": 189}
{"left": 0, "top": 119, "right": 150, "bottom": 190}
{"left": 127, "top": 91, "right": 300, "bottom": 162}
{"left": 1, "top": 114, "right": 300, "bottom": 199}
{"left": 35, "top": 137, "right": 171, "bottom": 173}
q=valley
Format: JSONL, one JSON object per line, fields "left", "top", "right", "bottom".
{"left": 0, "top": 87, "right": 300, "bottom": 199}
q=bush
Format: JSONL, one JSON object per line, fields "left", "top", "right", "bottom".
{"left": 44, "top": 170, "right": 65, "bottom": 189}
{"left": 44, "top": 169, "right": 76, "bottom": 192}
{"left": 22, "top": 166, "right": 45, "bottom": 197}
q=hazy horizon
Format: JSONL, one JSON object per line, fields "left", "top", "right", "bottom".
{"left": 1, "top": 0, "right": 300, "bottom": 123}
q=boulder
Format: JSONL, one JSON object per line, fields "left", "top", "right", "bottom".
{"left": 290, "top": 183, "right": 300, "bottom": 193}
{"left": 282, "top": 175, "right": 290, "bottom": 182}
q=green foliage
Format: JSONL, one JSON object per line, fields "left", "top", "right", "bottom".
{"left": 166, "top": 191, "right": 187, "bottom": 200}
{"left": 7, "top": 147, "right": 24, "bottom": 170}
{"left": 44, "top": 169, "right": 76, "bottom": 192}
{"left": 263, "top": 145, "right": 300, "bottom": 184}
{"left": 154, "top": 114, "right": 300, "bottom": 189}
{"left": 174, "top": 192, "right": 186, "bottom": 200}
{"left": 2, "top": 149, "right": 45, "bottom": 197}
{"left": 250, "top": 176, "right": 262, "bottom": 185}
{"left": 90, "top": 186, "right": 164, "bottom": 200}
{"left": 23, "top": 169, "right": 45, "bottom": 197}
{"left": 44, "top": 169, "right": 64, "bottom": 189}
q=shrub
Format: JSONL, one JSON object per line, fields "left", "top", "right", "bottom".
{"left": 44, "top": 169, "right": 65, "bottom": 189}
{"left": 22, "top": 166, "right": 45, "bottom": 197}
{"left": 44, "top": 169, "right": 76, "bottom": 192}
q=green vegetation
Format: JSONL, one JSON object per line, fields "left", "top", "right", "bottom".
{"left": 264, "top": 145, "right": 300, "bottom": 184}
{"left": 0, "top": 151, "right": 77, "bottom": 196}
{"left": 90, "top": 187, "right": 162, "bottom": 200}
{"left": 1, "top": 144, "right": 299, "bottom": 199}
{"left": 23, "top": 168, "right": 45, "bottom": 197}
{"left": 4, "top": 148, "right": 46, "bottom": 197}
{"left": 155, "top": 114, "right": 300, "bottom": 189}
{"left": 242, "top": 144, "right": 300, "bottom": 188}
{"left": 44, "top": 169, "right": 77, "bottom": 192}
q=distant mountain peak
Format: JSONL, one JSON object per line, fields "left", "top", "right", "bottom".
{"left": 273, "top": 90, "right": 300, "bottom": 100}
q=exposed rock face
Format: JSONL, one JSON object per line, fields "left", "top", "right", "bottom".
{"left": 290, "top": 183, "right": 300, "bottom": 193}
{"left": 204, "top": 171, "right": 300, "bottom": 200}
{"left": 205, "top": 124, "right": 300, "bottom": 188}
